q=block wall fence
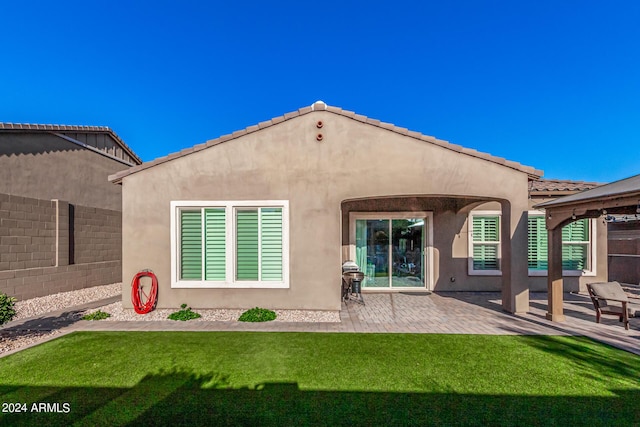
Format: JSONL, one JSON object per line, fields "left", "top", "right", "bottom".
{"left": 0, "top": 193, "right": 121, "bottom": 300}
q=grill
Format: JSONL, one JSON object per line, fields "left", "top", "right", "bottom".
{"left": 342, "top": 261, "right": 365, "bottom": 305}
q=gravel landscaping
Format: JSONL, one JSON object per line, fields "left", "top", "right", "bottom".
{"left": 1, "top": 282, "right": 340, "bottom": 356}
{"left": 88, "top": 302, "right": 340, "bottom": 323}
{"left": 0, "top": 330, "right": 62, "bottom": 355}
{"left": 8, "top": 282, "right": 339, "bottom": 324}
{"left": 1, "top": 283, "right": 121, "bottom": 355}
{"left": 12, "top": 283, "right": 122, "bottom": 322}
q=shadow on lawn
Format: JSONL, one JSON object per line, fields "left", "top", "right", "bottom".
{"left": 516, "top": 335, "right": 640, "bottom": 383}
{"left": 1, "top": 369, "right": 639, "bottom": 427}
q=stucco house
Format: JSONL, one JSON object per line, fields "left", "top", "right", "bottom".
{"left": 0, "top": 123, "right": 141, "bottom": 300}
{"left": 109, "top": 101, "right": 608, "bottom": 314}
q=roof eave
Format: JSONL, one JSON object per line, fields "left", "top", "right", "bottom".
{"left": 535, "top": 190, "right": 640, "bottom": 210}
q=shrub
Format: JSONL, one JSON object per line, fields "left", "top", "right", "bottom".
{"left": 0, "top": 293, "right": 16, "bottom": 326}
{"left": 238, "top": 307, "right": 277, "bottom": 322}
{"left": 168, "top": 304, "right": 202, "bottom": 321}
{"left": 82, "top": 310, "right": 111, "bottom": 321}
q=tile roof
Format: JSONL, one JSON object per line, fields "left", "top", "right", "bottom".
{"left": 0, "top": 122, "right": 142, "bottom": 165}
{"left": 535, "top": 173, "right": 640, "bottom": 208}
{"left": 529, "top": 178, "right": 602, "bottom": 194}
{"left": 108, "top": 101, "right": 543, "bottom": 184}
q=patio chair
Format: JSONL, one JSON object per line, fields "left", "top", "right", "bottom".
{"left": 586, "top": 282, "right": 640, "bottom": 330}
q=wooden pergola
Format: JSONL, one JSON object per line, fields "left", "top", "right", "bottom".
{"left": 535, "top": 174, "right": 640, "bottom": 321}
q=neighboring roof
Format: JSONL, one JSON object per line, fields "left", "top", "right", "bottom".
{"left": 109, "top": 101, "right": 543, "bottom": 184}
{"left": 529, "top": 178, "right": 601, "bottom": 195}
{"left": 536, "top": 173, "right": 640, "bottom": 209}
{"left": 0, "top": 122, "right": 142, "bottom": 165}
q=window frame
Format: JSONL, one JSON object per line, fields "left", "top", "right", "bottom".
{"left": 170, "top": 200, "right": 289, "bottom": 288}
{"left": 527, "top": 210, "right": 596, "bottom": 277}
{"left": 468, "top": 211, "right": 502, "bottom": 276}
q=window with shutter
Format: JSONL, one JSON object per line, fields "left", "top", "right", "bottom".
{"left": 561, "top": 219, "right": 589, "bottom": 270}
{"left": 171, "top": 201, "right": 288, "bottom": 288}
{"left": 469, "top": 214, "right": 501, "bottom": 274}
{"left": 527, "top": 216, "right": 548, "bottom": 270}
{"left": 204, "top": 208, "right": 226, "bottom": 280}
{"left": 180, "top": 210, "right": 202, "bottom": 280}
{"left": 261, "top": 208, "right": 283, "bottom": 281}
{"left": 236, "top": 210, "right": 259, "bottom": 280}
{"left": 527, "top": 213, "right": 592, "bottom": 275}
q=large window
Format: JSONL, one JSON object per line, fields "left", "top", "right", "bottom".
{"left": 469, "top": 213, "right": 501, "bottom": 275}
{"left": 171, "top": 201, "right": 289, "bottom": 288}
{"left": 528, "top": 214, "right": 593, "bottom": 275}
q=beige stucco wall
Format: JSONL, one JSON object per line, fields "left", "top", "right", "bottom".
{"left": 120, "top": 111, "right": 532, "bottom": 310}
{"left": 0, "top": 133, "right": 129, "bottom": 211}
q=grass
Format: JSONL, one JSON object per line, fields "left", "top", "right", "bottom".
{"left": 0, "top": 332, "right": 638, "bottom": 426}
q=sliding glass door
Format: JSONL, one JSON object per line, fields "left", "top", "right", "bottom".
{"left": 354, "top": 215, "right": 427, "bottom": 289}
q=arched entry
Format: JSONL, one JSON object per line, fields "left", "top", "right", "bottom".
{"left": 340, "top": 195, "right": 530, "bottom": 314}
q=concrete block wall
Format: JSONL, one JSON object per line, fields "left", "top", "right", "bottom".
{"left": 0, "top": 261, "right": 121, "bottom": 301}
{"left": 0, "top": 194, "right": 56, "bottom": 271}
{"left": 73, "top": 205, "right": 121, "bottom": 264}
{"left": 0, "top": 192, "right": 123, "bottom": 301}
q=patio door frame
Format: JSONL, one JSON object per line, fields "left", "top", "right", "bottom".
{"left": 349, "top": 211, "right": 434, "bottom": 291}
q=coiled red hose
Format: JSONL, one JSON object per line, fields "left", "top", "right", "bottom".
{"left": 131, "top": 270, "right": 158, "bottom": 314}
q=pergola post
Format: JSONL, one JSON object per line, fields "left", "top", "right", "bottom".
{"left": 546, "top": 226, "right": 565, "bottom": 321}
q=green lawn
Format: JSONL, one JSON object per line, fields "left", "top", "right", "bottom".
{"left": 0, "top": 332, "right": 639, "bottom": 426}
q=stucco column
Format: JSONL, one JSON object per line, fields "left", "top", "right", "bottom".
{"left": 501, "top": 200, "right": 529, "bottom": 314}
{"left": 546, "top": 226, "right": 565, "bottom": 321}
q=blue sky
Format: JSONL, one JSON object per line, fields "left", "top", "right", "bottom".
{"left": 1, "top": 1, "right": 638, "bottom": 183}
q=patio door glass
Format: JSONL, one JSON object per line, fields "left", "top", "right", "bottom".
{"left": 355, "top": 217, "right": 425, "bottom": 288}
{"left": 356, "top": 219, "right": 389, "bottom": 287}
{"left": 391, "top": 219, "right": 424, "bottom": 287}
